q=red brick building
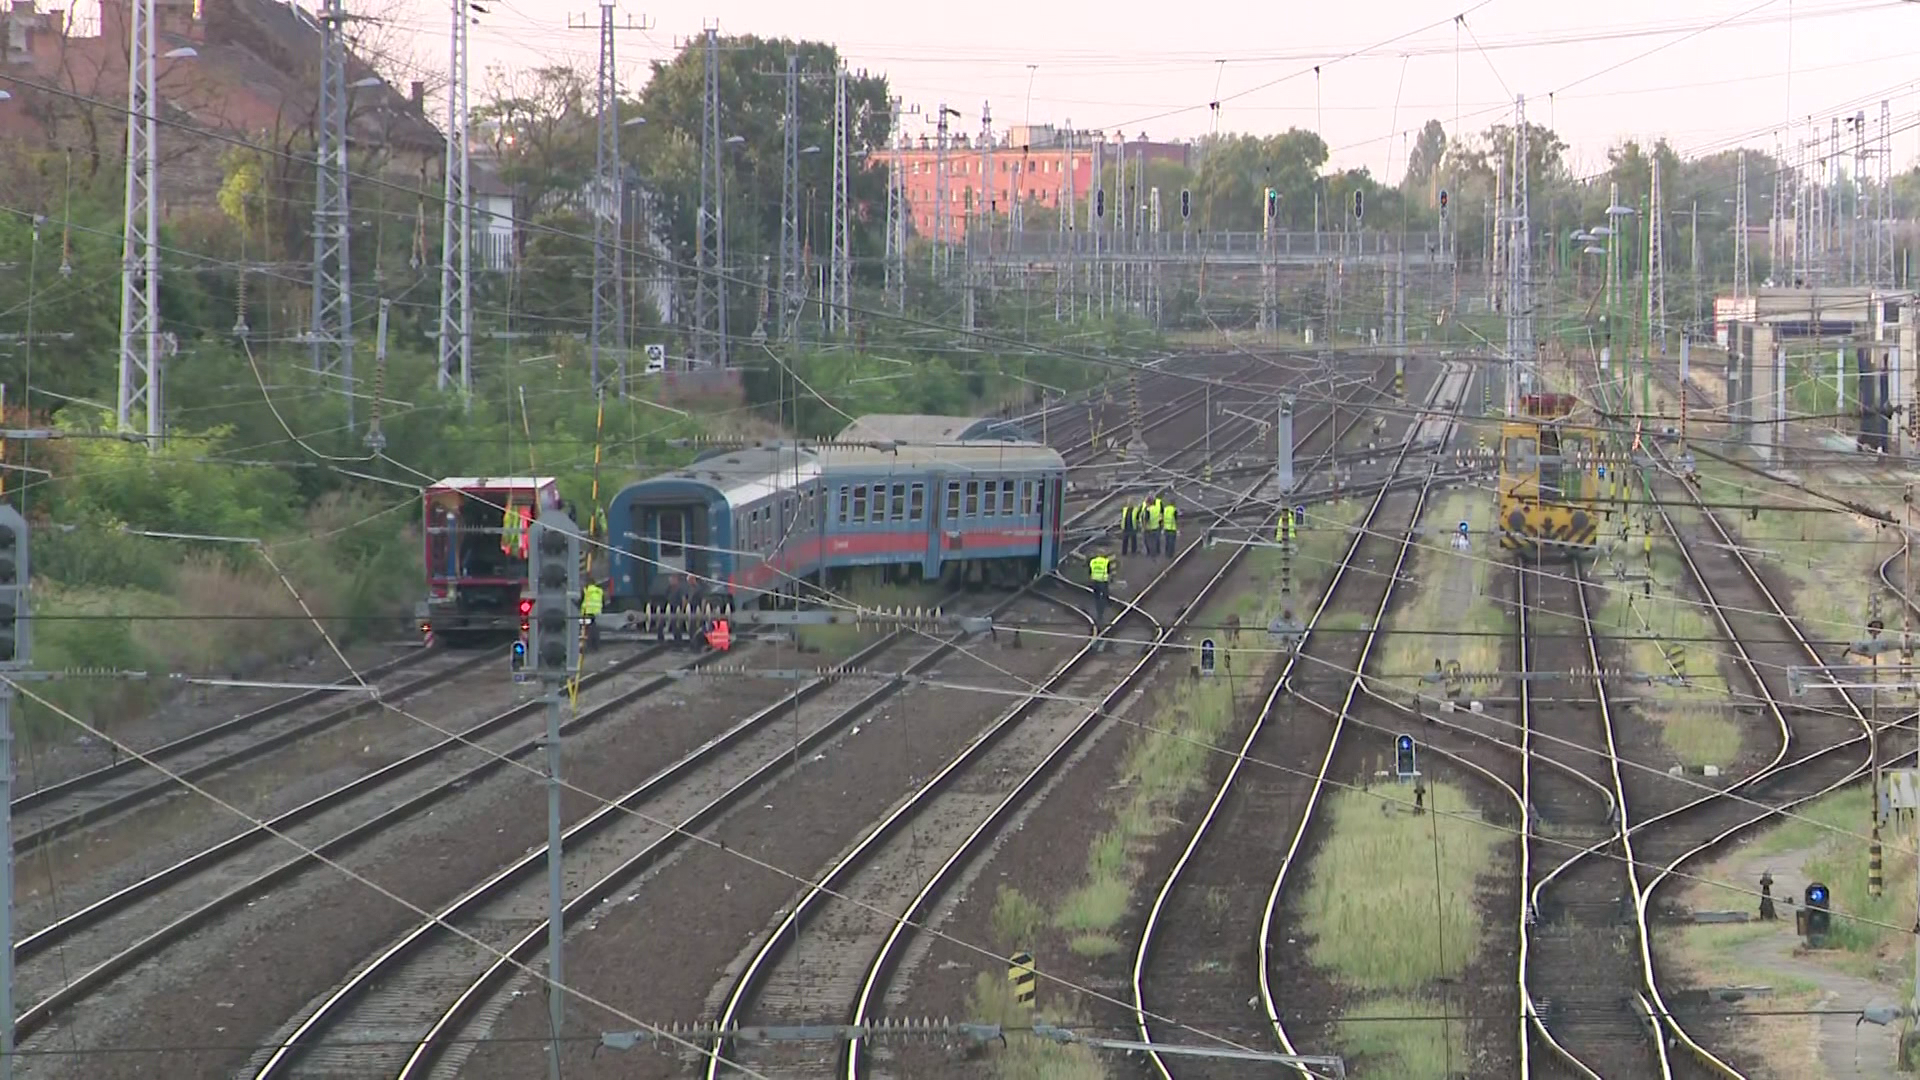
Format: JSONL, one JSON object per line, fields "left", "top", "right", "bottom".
{"left": 0, "top": 0, "right": 440, "bottom": 189}
{"left": 885, "top": 124, "right": 1190, "bottom": 242}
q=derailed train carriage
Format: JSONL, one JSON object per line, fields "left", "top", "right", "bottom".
{"left": 605, "top": 440, "right": 1067, "bottom": 610}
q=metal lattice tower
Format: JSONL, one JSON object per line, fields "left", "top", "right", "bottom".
{"left": 933, "top": 103, "right": 956, "bottom": 280}
{"left": 1489, "top": 151, "right": 1505, "bottom": 310}
{"left": 1056, "top": 126, "right": 1074, "bottom": 322}
{"left": 1876, "top": 100, "right": 1895, "bottom": 288}
{"left": 829, "top": 65, "right": 850, "bottom": 335}
{"left": 693, "top": 27, "right": 727, "bottom": 367}
{"left": 1504, "top": 95, "right": 1534, "bottom": 397}
{"left": 588, "top": 2, "right": 625, "bottom": 390}
{"left": 979, "top": 101, "right": 995, "bottom": 228}
{"left": 1851, "top": 111, "right": 1867, "bottom": 287}
{"left": 1771, "top": 134, "right": 1788, "bottom": 278}
{"left": 778, "top": 55, "right": 802, "bottom": 340}
{"left": 437, "top": 0, "right": 472, "bottom": 393}
{"left": 1648, "top": 155, "right": 1664, "bottom": 354}
{"left": 1089, "top": 135, "right": 1104, "bottom": 318}
{"left": 1734, "top": 150, "right": 1750, "bottom": 299}
{"left": 312, "top": 0, "right": 353, "bottom": 430}
{"left": 882, "top": 98, "right": 906, "bottom": 310}
{"left": 118, "top": 0, "right": 164, "bottom": 444}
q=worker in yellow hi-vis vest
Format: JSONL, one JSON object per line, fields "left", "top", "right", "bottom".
{"left": 1142, "top": 497, "right": 1163, "bottom": 557}
{"left": 1158, "top": 499, "right": 1178, "bottom": 558}
{"left": 1086, "top": 547, "right": 1115, "bottom": 627}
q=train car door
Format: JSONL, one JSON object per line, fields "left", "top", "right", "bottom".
{"left": 650, "top": 507, "right": 690, "bottom": 576}
{"left": 923, "top": 472, "right": 945, "bottom": 579}
{"left": 1044, "top": 474, "right": 1063, "bottom": 570}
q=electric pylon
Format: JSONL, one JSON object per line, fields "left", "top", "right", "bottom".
{"left": 118, "top": 0, "right": 163, "bottom": 445}
{"left": 829, "top": 65, "right": 850, "bottom": 335}
{"left": 312, "top": 0, "right": 354, "bottom": 431}
{"left": 778, "top": 54, "right": 801, "bottom": 341}
{"left": 1734, "top": 150, "right": 1750, "bottom": 299}
{"left": 588, "top": 1, "right": 625, "bottom": 391}
{"left": 1648, "top": 155, "right": 1664, "bottom": 355}
{"left": 883, "top": 97, "right": 907, "bottom": 311}
{"left": 438, "top": 0, "right": 472, "bottom": 394}
{"left": 932, "top": 103, "right": 958, "bottom": 280}
{"left": 693, "top": 26, "right": 728, "bottom": 367}
{"left": 1875, "top": 101, "right": 1895, "bottom": 288}
{"left": 1056, "top": 125, "right": 1074, "bottom": 322}
{"left": 1504, "top": 95, "right": 1534, "bottom": 401}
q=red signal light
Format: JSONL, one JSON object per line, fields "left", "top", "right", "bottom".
{"left": 520, "top": 620, "right": 530, "bottom": 634}
{"left": 518, "top": 598, "right": 534, "bottom": 616}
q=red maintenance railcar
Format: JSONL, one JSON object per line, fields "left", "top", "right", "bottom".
{"left": 416, "top": 476, "right": 565, "bottom": 646}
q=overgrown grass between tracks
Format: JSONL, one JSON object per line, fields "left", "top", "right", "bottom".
{"left": 1377, "top": 489, "right": 1504, "bottom": 701}
{"left": 1591, "top": 544, "right": 1739, "bottom": 767}
{"left": 964, "top": 971, "right": 1104, "bottom": 1080}
{"left": 1041, "top": 499, "right": 1365, "bottom": 948}
{"left": 1302, "top": 782, "right": 1502, "bottom": 1078}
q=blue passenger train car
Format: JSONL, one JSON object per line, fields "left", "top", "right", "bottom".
{"left": 605, "top": 441, "right": 1066, "bottom": 607}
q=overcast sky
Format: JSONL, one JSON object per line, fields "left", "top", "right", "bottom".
{"left": 358, "top": 0, "right": 1920, "bottom": 180}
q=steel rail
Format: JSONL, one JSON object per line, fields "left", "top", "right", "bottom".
{"left": 1517, "top": 558, "right": 1663, "bottom": 1080}
{"left": 715, "top": 367, "right": 1380, "bottom": 1080}
{"left": 1125, "top": 360, "right": 1461, "bottom": 1077}
{"left": 1256, "top": 361, "right": 1468, "bottom": 1072}
{"left": 1586, "top": 365, "right": 1871, "bottom": 1079}
{"left": 710, "top": 471, "right": 1262, "bottom": 1080}
{"left": 841, "top": 378, "right": 1390, "bottom": 1080}
{"left": 13, "top": 647, "right": 494, "bottom": 856}
{"left": 12, "top": 642, "right": 694, "bottom": 1041}
{"left": 274, "top": 379, "right": 1295, "bottom": 1079}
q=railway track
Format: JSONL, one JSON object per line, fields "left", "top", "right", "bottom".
{"left": 1519, "top": 559, "right": 1662, "bottom": 1079}
{"left": 1123, "top": 359, "right": 1475, "bottom": 1077}
{"left": 11, "top": 640, "right": 737, "bottom": 1047}
{"left": 12, "top": 646, "right": 490, "bottom": 858}
{"left": 711, "top": 420, "right": 1316, "bottom": 1080}
{"left": 242, "top": 370, "right": 1335, "bottom": 1079}
{"left": 1571, "top": 364, "right": 1881, "bottom": 1079}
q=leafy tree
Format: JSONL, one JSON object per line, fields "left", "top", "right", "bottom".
{"left": 1191, "top": 130, "right": 1328, "bottom": 231}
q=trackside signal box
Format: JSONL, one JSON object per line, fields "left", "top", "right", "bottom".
{"left": 1395, "top": 734, "right": 1417, "bottom": 780}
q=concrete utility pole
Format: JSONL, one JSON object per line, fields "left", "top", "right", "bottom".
{"left": 1089, "top": 135, "right": 1104, "bottom": 318}
{"left": 311, "top": 0, "right": 353, "bottom": 431}
{"left": 117, "top": 0, "right": 167, "bottom": 446}
{"left": 829, "top": 65, "right": 851, "bottom": 335}
{"left": 693, "top": 27, "right": 728, "bottom": 367}
{"left": 438, "top": 0, "right": 473, "bottom": 395}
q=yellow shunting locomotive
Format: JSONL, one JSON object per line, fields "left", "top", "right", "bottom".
{"left": 1497, "top": 393, "right": 1609, "bottom": 555}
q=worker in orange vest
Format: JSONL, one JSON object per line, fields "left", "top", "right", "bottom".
{"left": 705, "top": 617, "right": 732, "bottom": 652}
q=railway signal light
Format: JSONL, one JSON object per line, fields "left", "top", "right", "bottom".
{"left": 1352, "top": 189, "right": 1364, "bottom": 223}
{"left": 1395, "top": 734, "right": 1417, "bottom": 780}
{"left": 528, "top": 509, "right": 582, "bottom": 682}
{"left": 1804, "top": 882, "right": 1830, "bottom": 939}
{"left": 1095, "top": 188, "right": 1105, "bottom": 220}
{"left": 1180, "top": 188, "right": 1191, "bottom": 220}
{"left": 1264, "top": 187, "right": 1279, "bottom": 222}
{"left": 1438, "top": 189, "right": 1448, "bottom": 212}
{"left": 0, "top": 505, "right": 29, "bottom": 667}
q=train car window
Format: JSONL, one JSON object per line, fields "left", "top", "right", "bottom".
{"left": 946, "top": 481, "right": 960, "bottom": 519}
{"left": 838, "top": 486, "right": 851, "bottom": 524}
{"left": 1505, "top": 436, "right": 1537, "bottom": 479}
{"left": 851, "top": 485, "right": 867, "bottom": 523}
{"left": 999, "top": 480, "right": 1015, "bottom": 515}
{"left": 873, "top": 485, "right": 890, "bottom": 522}
{"left": 1538, "top": 429, "right": 1563, "bottom": 500}
{"left": 1034, "top": 480, "right": 1046, "bottom": 513}
{"left": 911, "top": 483, "right": 926, "bottom": 522}
{"left": 965, "top": 481, "right": 980, "bottom": 517}
{"left": 1020, "top": 480, "right": 1033, "bottom": 515}
{"left": 891, "top": 483, "right": 907, "bottom": 521}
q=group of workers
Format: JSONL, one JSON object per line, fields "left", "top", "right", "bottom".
{"left": 558, "top": 574, "right": 733, "bottom": 656}
{"left": 1117, "top": 494, "right": 1179, "bottom": 558}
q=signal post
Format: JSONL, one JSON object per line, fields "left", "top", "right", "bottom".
{"left": 526, "top": 508, "right": 583, "bottom": 1080}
